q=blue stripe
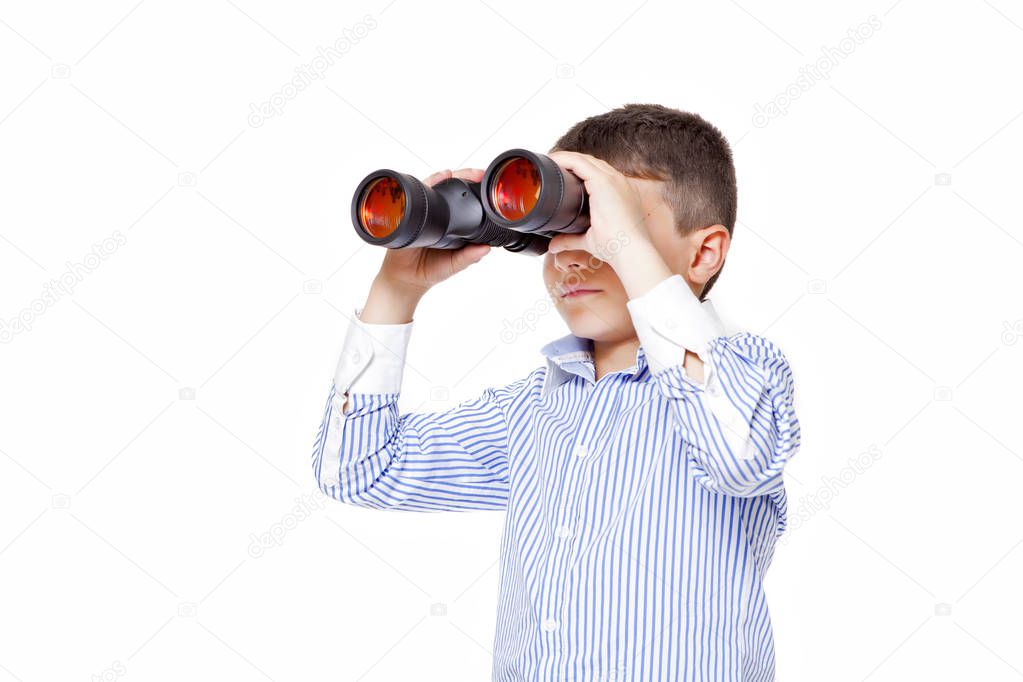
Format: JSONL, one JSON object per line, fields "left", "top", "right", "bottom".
{"left": 312, "top": 330, "right": 800, "bottom": 680}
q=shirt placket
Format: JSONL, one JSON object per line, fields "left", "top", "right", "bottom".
{"left": 540, "top": 365, "right": 624, "bottom": 653}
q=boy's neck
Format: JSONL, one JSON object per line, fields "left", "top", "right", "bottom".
{"left": 592, "top": 335, "right": 641, "bottom": 381}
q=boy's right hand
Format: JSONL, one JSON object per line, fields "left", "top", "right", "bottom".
{"left": 357, "top": 168, "right": 491, "bottom": 325}
{"left": 376, "top": 168, "right": 492, "bottom": 295}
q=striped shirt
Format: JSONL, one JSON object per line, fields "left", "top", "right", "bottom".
{"left": 312, "top": 274, "right": 801, "bottom": 681}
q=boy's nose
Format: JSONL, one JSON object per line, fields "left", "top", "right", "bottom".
{"left": 553, "top": 248, "right": 596, "bottom": 273}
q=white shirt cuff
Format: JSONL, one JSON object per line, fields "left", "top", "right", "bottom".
{"left": 625, "top": 274, "right": 726, "bottom": 378}
{"left": 333, "top": 307, "right": 414, "bottom": 394}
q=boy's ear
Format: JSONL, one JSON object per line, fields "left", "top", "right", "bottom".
{"left": 686, "top": 224, "right": 730, "bottom": 289}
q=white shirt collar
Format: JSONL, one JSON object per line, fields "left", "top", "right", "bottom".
{"left": 538, "top": 296, "right": 721, "bottom": 399}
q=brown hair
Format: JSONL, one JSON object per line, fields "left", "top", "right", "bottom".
{"left": 550, "top": 103, "right": 737, "bottom": 300}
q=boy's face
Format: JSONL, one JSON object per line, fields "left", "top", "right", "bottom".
{"left": 542, "top": 176, "right": 698, "bottom": 344}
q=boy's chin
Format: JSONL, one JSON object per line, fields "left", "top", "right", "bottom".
{"left": 559, "top": 310, "right": 624, "bottom": 343}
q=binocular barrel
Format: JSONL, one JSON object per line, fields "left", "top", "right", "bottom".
{"left": 481, "top": 149, "right": 589, "bottom": 236}
{"left": 351, "top": 171, "right": 550, "bottom": 255}
{"left": 350, "top": 149, "right": 590, "bottom": 256}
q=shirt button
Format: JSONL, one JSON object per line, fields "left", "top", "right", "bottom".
{"left": 541, "top": 618, "right": 558, "bottom": 632}
{"left": 574, "top": 443, "right": 588, "bottom": 458}
{"left": 555, "top": 524, "right": 573, "bottom": 539}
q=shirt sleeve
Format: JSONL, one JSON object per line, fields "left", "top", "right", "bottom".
{"left": 626, "top": 274, "right": 802, "bottom": 498}
{"left": 332, "top": 306, "right": 415, "bottom": 400}
{"left": 311, "top": 307, "right": 529, "bottom": 512}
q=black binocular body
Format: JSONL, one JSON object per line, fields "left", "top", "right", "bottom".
{"left": 350, "top": 149, "right": 590, "bottom": 256}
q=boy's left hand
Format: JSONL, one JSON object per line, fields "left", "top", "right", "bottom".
{"left": 546, "top": 150, "right": 650, "bottom": 256}
{"left": 546, "top": 151, "right": 708, "bottom": 382}
{"left": 546, "top": 150, "right": 672, "bottom": 299}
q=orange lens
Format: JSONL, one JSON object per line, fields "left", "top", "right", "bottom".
{"left": 358, "top": 177, "right": 406, "bottom": 238}
{"left": 490, "top": 157, "right": 541, "bottom": 221}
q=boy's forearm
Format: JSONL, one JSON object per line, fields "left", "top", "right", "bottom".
{"left": 609, "top": 237, "right": 674, "bottom": 301}
{"left": 336, "top": 275, "right": 421, "bottom": 414}
{"left": 683, "top": 350, "right": 704, "bottom": 383}
{"left": 612, "top": 237, "right": 707, "bottom": 383}
{"left": 358, "top": 275, "right": 424, "bottom": 324}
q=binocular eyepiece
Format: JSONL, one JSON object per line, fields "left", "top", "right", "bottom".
{"left": 351, "top": 149, "right": 590, "bottom": 256}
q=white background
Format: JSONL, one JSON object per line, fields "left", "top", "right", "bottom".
{"left": 1, "top": 1, "right": 1021, "bottom": 680}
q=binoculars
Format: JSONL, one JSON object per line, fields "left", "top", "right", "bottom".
{"left": 350, "top": 149, "right": 590, "bottom": 256}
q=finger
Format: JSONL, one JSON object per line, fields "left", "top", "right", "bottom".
{"left": 451, "top": 168, "right": 485, "bottom": 183}
{"left": 556, "top": 151, "right": 623, "bottom": 179}
{"left": 450, "top": 243, "right": 491, "bottom": 271}
{"left": 549, "top": 150, "right": 593, "bottom": 163}
{"left": 548, "top": 150, "right": 605, "bottom": 182}
{"left": 422, "top": 169, "right": 452, "bottom": 187}
{"left": 588, "top": 156, "right": 621, "bottom": 175}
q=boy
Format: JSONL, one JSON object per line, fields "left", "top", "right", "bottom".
{"left": 312, "top": 104, "right": 801, "bottom": 681}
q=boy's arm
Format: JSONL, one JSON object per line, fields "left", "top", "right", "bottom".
{"left": 311, "top": 308, "right": 532, "bottom": 511}
{"left": 626, "top": 274, "right": 802, "bottom": 498}
{"left": 539, "top": 150, "right": 800, "bottom": 499}
{"left": 311, "top": 167, "right": 511, "bottom": 510}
